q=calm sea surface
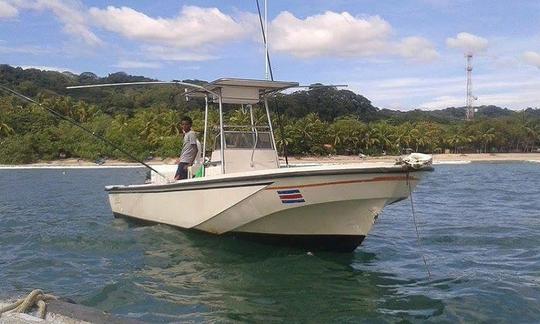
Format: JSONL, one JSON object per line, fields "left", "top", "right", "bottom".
{"left": 1, "top": 163, "right": 539, "bottom": 322}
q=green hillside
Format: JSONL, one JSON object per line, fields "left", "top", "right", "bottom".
{"left": 0, "top": 64, "right": 539, "bottom": 164}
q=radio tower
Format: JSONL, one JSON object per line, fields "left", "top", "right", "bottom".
{"left": 465, "top": 53, "right": 475, "bottom": 121}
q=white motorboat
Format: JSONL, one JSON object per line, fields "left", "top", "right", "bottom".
{"left": 105, "top": 78, "right": 433, "bottom": 252}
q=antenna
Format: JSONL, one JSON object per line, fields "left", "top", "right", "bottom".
{"left": 264, "top": 0, "right": 269, "bottom": 80}
{"left": 256, "top": 0, "right": 272, "bottom": 80}
{"left": 465, "top": 53, "right": 477, "bottom": 121}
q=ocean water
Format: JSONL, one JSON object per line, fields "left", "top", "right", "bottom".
{"left": 0, "top": 163, "right": 539, "bottom": 322}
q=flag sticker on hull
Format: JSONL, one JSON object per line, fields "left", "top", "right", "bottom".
{"left": 277, "top": 189, "right": 305, "bottom": 204}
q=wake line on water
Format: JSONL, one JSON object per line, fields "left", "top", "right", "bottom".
{"left": 433, "top": 160, "right": 471, "bottom": 165}
{"left": 434, "top": 160, "right": 540, "bottom": 165}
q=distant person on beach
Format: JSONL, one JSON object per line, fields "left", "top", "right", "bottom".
{"left": 175, "top": 116, "right": 198, "bottom": 180}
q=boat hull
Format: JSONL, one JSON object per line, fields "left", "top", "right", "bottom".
{"left": 106, "top": 164, "right": 430, "bottom": 251}
{"left": 112, "top": 212, "right": 365, "bottom": 252}
{"left": 230, "top": 232, "right": 365, "bottom": 252}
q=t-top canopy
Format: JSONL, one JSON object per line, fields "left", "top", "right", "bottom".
{"left": 186, "top": 78, "right": 299, "bottom": 104}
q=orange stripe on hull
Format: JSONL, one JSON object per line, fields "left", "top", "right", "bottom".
{"left": 265, "top": 175, "right": 418, "bottom": 190}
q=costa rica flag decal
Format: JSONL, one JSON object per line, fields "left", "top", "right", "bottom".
{"left": 277, "top": 189, "right": 305, "bottom": 204}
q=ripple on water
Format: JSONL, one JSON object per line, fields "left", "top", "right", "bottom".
{"left": 1, "top": 164, "right": 540, "bottom": 322}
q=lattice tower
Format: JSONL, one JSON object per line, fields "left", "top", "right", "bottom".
{"left": 466, "top": 53, "right": 474, "bottom": 121}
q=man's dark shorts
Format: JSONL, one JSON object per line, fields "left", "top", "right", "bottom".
{"left": 175, "top": 162, "right": 189, "bottom": 180}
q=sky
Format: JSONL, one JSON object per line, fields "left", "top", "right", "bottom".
{"left": 1, "top": 0, "right": 540, "bottom": 110}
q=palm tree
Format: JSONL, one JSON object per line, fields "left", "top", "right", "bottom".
{"left": 362, "top": 129, "right": 379, "bottom": 154}
{"left": 228, "top": 108, "right": 251, "bottom": 127}
{"left": 159, "top": 110, "right": 181, "bottom": 137}
{"left": 331, "top": 117, "right": 365, "bottom": 154}
{"left": 481, "top": 128, "right": 496, "bottom": 153}
{"left": 371, "top": 122, "right": 394, "bottom": 154}
{"left": 523, "top": 123, "right": 540, "bottom": 152}
{"left": 0, "top": 120, "right": 14, "bottom": 137}
{"left": 394, "top": 122, "right": 413, "bottom": 153}
{"left": 409, "top": 128, "right": 421, "bottom": 152}
{"left": 446, "top": 133, "right": 464, "bottom": 153}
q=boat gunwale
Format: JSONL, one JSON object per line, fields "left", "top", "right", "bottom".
{"left": 106, "top": 164, "right": 432, "bottom": 193}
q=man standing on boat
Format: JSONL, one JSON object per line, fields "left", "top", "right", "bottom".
{"left": 175, "top": 116, "right": 198, "bottom": 180}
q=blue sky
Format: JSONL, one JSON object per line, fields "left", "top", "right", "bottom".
{"left": 1, "top": 0, "right": 540, "bottom": 110}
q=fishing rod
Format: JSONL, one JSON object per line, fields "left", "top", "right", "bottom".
{"left": 0, "top": 85, "right": 169, "bottom": 181}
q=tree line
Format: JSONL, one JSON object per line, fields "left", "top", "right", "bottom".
{"left": 0, "top": 65, "right": 539, "bottom": 164}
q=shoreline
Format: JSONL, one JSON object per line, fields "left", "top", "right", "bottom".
{"left": 287, "top": 153, "right": 540, "bottom": 165}
{"left": 0, "top": 153, "right": 539, "bottom": 169}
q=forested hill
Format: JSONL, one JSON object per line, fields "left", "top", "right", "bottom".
{"left": 0, "top": 64, "right": 539, "bottom": 163}
{"left": 1, "top": 64, "right": 536, "bottom": 121}
{"left": 0, "top": 64, "right": 380, "bottom": 120}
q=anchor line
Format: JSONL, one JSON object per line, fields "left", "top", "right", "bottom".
{"left": 406, "top": 171, "right": 432, "bottom": 279}
{"left": 0, "top": 85, "right": 169, "bottom": 181}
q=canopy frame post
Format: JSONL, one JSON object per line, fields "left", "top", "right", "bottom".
{"left": 264, "top": 96, "right": 279, "bottom": 167}
{"left": 202, "top": 95, "right": 209, "bottom": 163}
{"left": 218, "top": 91, "right": 225, "bottom": 174}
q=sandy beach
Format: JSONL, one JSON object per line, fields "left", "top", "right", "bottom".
{"left": 287, "top": 153, "right": 540, "bottom": 165}
{"left": 0, "top": 153, "right": 539, "bottom": 169}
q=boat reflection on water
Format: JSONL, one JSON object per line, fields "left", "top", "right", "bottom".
{"left": 84, "top": 220, "right": 444, "bottom": 322}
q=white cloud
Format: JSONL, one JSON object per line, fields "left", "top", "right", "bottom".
{"left": 5, "top": 0, "right": 101, "bottom": 46}
{"left": 419, "top": 95, "right": 464, "bottom": 109}
{"left": 522, "top": 51, "right": 540, "bottom": 68}
{"left": 179, "top": 65, "right": 201, "bottom": 71}
{"left": 113, "top": 60, "right": 162, "bottom": 69}
{"left": 0, "top": 44, "right": 51, "bottom": 54}
{"left": 141, "top": 45, "right": 217, "bottom": 62}
{"left": 350, "top": 72, "right": 540, "bottom": 110}
{"left": 269, "top": 11, "right": 438, "bottom": 62}
{"left": 397, "top": 37, "right": 439, "bottom": 62}
{"left": 271, "top": 11, "right": 390, "bottom": 58}
{"left": 350, "top": 76, "right": 464, "bottom": 109}
{"left": 0, "top": 0, "right": 18, "bottom": 18}
{"left": 446, "top": 32, "right": 488, "bottom": 54}
{"left": 88, "top": 5, "right": 253, "bottom": 61}
{"left": 5, "top": 3, "right": 440, "bottom": 63}
{"left": 18, "top": 65, "right": 75, "bottom": 73}
{"left": 420, "top": 0, "right": 453, "bottom": 7}
{"left": 43, "top": 0, "right": 101, "bottom": 46}
{"left": 420, "top": 90, "right": 540, "bottom": 109}
{"left": 89, "top": 5, "right": 249, "bottom": 49}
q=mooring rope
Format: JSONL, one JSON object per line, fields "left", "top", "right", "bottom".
{"left": 406, "top": 172, "right": 432, "bottom": 279}
{"left": 0, "top": 289, "right": 57, "bottom": 319}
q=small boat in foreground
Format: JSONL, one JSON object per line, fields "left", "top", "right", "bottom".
{"left": 106, "top": 78, "right": 433, "bottom": 252}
